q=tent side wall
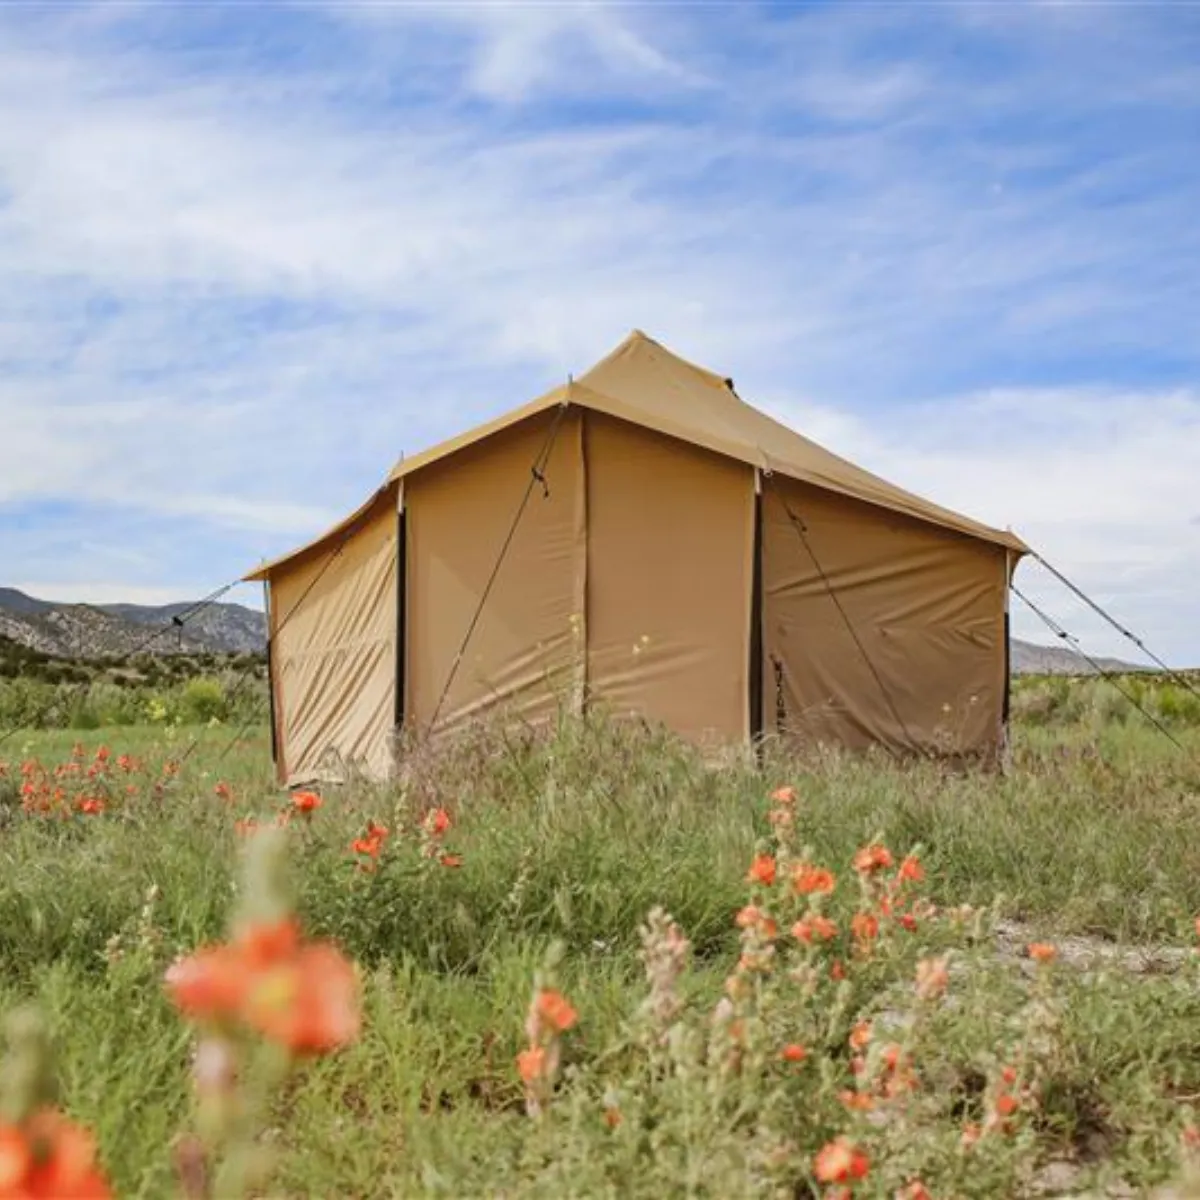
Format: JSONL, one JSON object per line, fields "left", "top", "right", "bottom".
{"left": 583, "top": 411, "right": 754, "bottom": 745}
{"left": 403, "top": 407, "right": 586, "bottom": 736}
{"left": 267, "top": 487, "right": 399, "bottom": 785}
{"left": 760, "top": 476, "right": 1008, "bottom": 757}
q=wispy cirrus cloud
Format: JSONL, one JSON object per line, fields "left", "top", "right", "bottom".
{"left": 0, "top": 2, "right": 1197, "bottom": 660}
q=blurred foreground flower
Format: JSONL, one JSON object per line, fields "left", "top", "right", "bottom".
{"left": 165, "top": 825, "right": 361, "bottom": 1199}
{"left": 517, "top": 943, "right": 577, "bottom": 1119}
{"left": 0, "top": 1008, "right": 111, "bottom": 1198}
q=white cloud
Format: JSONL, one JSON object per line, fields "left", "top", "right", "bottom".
{"left": 0, "top": 2, "right": 1196, "bottom": 665}
{"left": 320, "top": 1, "right": 708, "bottom": 103}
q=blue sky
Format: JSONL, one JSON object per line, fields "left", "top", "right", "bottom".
{"left": 1, "top": 1, "right": 1198, "bottom": 663}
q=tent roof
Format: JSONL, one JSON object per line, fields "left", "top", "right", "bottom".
{"left": 245, "top": 330, "right": 1026, "bottom": 580}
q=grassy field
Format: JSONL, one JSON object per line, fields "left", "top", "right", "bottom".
{"left": 1, "top": 680, "right": 1200, "bottom": 1197}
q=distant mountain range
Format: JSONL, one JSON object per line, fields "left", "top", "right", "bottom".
{"left": 0, "top": 587, "right": 267, "bottom": 658}
{"left": 0, "top": 585, "right": 1150, "bottom": 673}
{"left": 1007, "top": 638, "right": 1143, "bottom": 676}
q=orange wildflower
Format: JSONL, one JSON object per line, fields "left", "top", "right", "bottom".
{"left": 769, "top": 785, "right": 797, "bottom": 805}
{"left": 897, "top": 854, "right": 924, "bottom": 883}
{"left": 439, "top": 853, "right": 463, "bottom": 868}
{"left": 214, "top": 781, "right": 233, "bottom": 801}
{"left": 780, "top": 1042, "right": 807, "bottom": 1063}
{"left": 165, "top": 946, "right": 254, "bottom": 1023}
{"left": 850, "top": 912, "right": 879, "bottom": 942}
{"left": 1027, "top": 942, "right": 1057, "bottom": 963}
{"left": 517, "top": 1045, "right": 546, "bottom": 1084}
{"left": 853, "top": 844, "right": 894, "bottom": 873}
{"left": 165, "top": 917, "right": 360, "bottom": 1056}
{"left": 792, "top": 864, "right": 836, "bottom": 894}
{"left": 849, "top": 1021, "right": 872, "bottom": 1050}
{"left": 0, "top": 1126, "right": 30, "bottom": 1191}
{"left": 291, "top": 790, "right": 322, "bottom": 814}
{"left": 839, "top": 1089, "right": 874, "bottom": 1112}
{"left": 424, "top": 808, "right": 452, "bottom": 837}
{"left": 746, "top": 854, "right": 776, "bottom": 887}
{"left": 995, "top": 1092, "right": 1019, "bottom": 1118}
{"left": 736, "top": 905, "right": 777, "bottom": 938}
{"left": 77, "top": 797, "right": 104, "bottom": 815}
{"left": 898, "top": 1182, "right": 932, "bottom": 1200}
{"left": 535, "top": 989, "right": 578, "bottom": 1033}
{"left": 830, "top": 959, "right": 846, "bottom": 981}
{"left": 792, "top": 915, "right": 838, "bottom": 943}
{"left": 352, "top": 821, "right": 389, "bottom": 863}
{"left": 813, "top": 1136, "right": 869, "bottom": 1184}
{"left": 0, "top": 1109, "right": 111, "bottom": 1198}
{"left": 241, "top": 943, "right": 361, "bottom": 1055}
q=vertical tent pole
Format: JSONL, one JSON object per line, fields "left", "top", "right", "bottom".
{"left": 263, "top": 578, "right": 279, "bottom": 770}
{"left": 749, "top": 467, "right": 764, "bottom": 749}
{"left": 1002, "top": 549, "right": 1013, "bottom": 732}
{"left": 395, "top": 481, "right": 408, "bottom": 739}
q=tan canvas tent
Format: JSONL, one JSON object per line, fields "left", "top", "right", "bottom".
{"left": 246, "top": 331, "right": 1028, "bottom": 785}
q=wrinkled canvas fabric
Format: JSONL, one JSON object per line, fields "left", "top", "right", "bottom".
{"left": 268, "top": 490, "right": 398, "bottom": 784}
{"left": 251, "top": 331, "right": 1023, "bottom": 783}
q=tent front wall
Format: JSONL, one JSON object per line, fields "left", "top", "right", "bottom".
{"left": 269, "top": 488, "right": 399, "bottom": 785}
{"left": 584, "top": 412, "right": 754, "bottom": 746}
{"left": 403, "top": 407, "right": 586, "bottom": 736}
{"left": 402, "top": 407, "right": 754, "bottom": 745}
{"left": 266, "top": 406, "right": 1009, "bottom": 780}
{"left": 760, "top": 475, "right": 1008, "bottom": 757}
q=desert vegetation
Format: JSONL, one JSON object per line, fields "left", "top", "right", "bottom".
{"left": 1, "top": 693, "right": 1200, "bottom": 1197}
{"left": 0, "top": 638, "right": 267, "bottom": 732}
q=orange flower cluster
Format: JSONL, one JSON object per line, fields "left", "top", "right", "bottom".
{"left": 852, "top": 844, "right": 894, "bottom": 874}
{"left": 792, "top": 914, "right": 838, "bottom": 944}
{"left": 987, "top": 1065, "right": 1024, "bottom": 1134}
{"left": 961, "top": 1064, "right": 1030, "bottom": 1149}
{"left": 847, "top": 843, "right": 932, "bottom": 956}
{"left": 746, "top": 854, "right": 777, "bottom": 887}
{"left": 418, "top": 807, "right": 464, "bottom": 869}
{"left": 291, "top": 790, "right": 322, "bottom": 815}
{"left": 517, "top": 987, "right": 578, "bottom": 1118}
{"left": 0, "top": 1108, "right": 111, "bottom": 1198}
{"left": 793, "top": 864, "right": 836, "bottom": 895}
{"left": 813, "top": 1136, "right": 869, "bottom": 1187}
{"left": 1027, "top": 942, "right": 1057, "bottom": 964}
{"left": 351, "top": 821, "right": 390, "bottom": 871}
{"left": 736, "top": 904, "right": 778, "bottom": 938}
{"left": 165, "top": 917, "right": 360, "bottom": 1056}
{"left": 12, "top": 745, "right": 149, "bottom": 818}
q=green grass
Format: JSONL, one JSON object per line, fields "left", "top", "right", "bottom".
{"left": 1, "top": 710, "right": 1200, "bottom": 1196}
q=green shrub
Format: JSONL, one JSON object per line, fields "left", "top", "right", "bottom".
{"left": 178, "top": 676, "right": 228, "bottom": 724}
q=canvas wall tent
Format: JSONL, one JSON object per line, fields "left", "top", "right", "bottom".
{"left": 245, "top": 331, "right": 1028, "bottom": 786}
